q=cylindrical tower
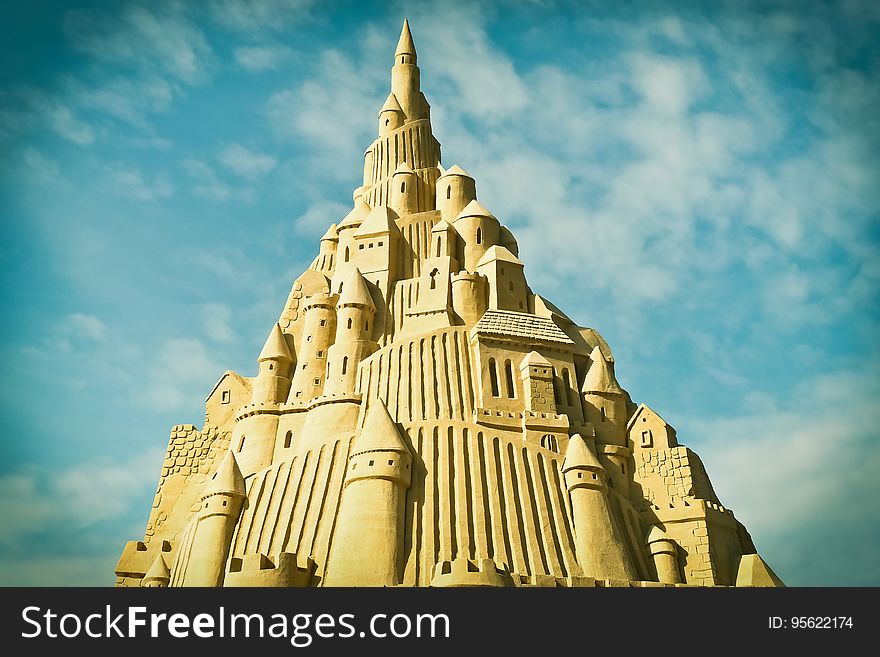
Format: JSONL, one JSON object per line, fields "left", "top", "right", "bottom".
{"left": 453, "top": 199, "right": 500, "bottom": 272}
{"left": 288, "top": 292, "right": 336, "bottom": 404}
{"left": 390, "top": 161, "right": 420, "bottom": 216}
{"left": 451, "top": 271, "right": 488, "bottom": 325}
{"left": 647, "top": 526, "right": 682, "bottom": 584}
{"left": 581, "top": 345, "right": 628, "bottom": 446}
{"left": 562, "top": 434, "right": 637, "bottom": 580}
{"left": 181, "top": 451, "right": 246, "bottom": 587}
{"left": 324, "top": 268, "right": 378, "bottom": 396}
{"left": 324, "top": 401, "right": 412, "bottom": 586}
{"left": 436, "top": 165, "right": 477, "bottom": 223}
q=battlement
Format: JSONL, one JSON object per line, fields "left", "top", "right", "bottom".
{"left": 234, "top": 402, "right": 281, "bottom": 422}
{"left": 430, "top": 558, "right": 514, "bottom": 587}
{"left": 226, "top": 552, "right": 315, "bottom": 587}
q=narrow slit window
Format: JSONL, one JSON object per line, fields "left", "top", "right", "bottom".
{"left": 504, "top": 360, "right": 515, "bottom": 398}
{"left": 562, "top": 368, "right": 573, "bottom": 406}
{"left": 284, "top": 431, "right": 292, "bottom": 448}
{"left": 342, "top": 356, "right": 348, "bottom": 375}
{"left": 488, "top": 358, "right": 499, "bottom": 397}
{"left": 476, "top": 227, "right": 482, "bottom": 244}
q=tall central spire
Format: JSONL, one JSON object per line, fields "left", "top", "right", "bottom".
{"left": 360, "top": 20, "right": 441, "bottom": 212}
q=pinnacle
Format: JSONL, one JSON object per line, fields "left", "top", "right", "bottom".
{"left": 562, "top": 434, "right": 603, "bottom": 471}
{"left": 258, "top": 323, "right": 293, "bottom": 362}
{"left": 582, "top": 345, "right": 622, "bottom": 394}
{"left": 338, "top": 267, "right": 375, "bottom": 310}
{"left": 353, "top": 399, "right": 410, "bottom": 454}
{"left": 395, "top": 19, "right": 417, "bottom": 62}
{"left": 380, "top": 92, "right": 403, "bottom": 114}
{"left": 144, "top": 554, "right": 170, "bottom": 581}
{"left": 204, "top": 450, "right": 246, "bottom": 497}
{"left": 321, "top": 223, "right": 339, "bottom": 242}
{"left": 441, "top": 164, "right": 472, "bottom": 178}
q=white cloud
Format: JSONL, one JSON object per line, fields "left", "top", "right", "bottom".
{"left": 200, "top": 303, "right": 236, "bottom": 344}
{"left": 233, "top": 45, "right": 292, "bottom": 72}
{"left": 107, "top": 165, "right": 173, "bottom": 202}
{"left": 294, "top": 200, "right": 350, "bottom": 239}
{"left": 66, "top": 313, "right": 109, "bottom": 342}
{"left": 219, "top": 143, "right": 277, "bottom": 180}
{"left": 65, "top": 75, "right": 175, "bottom": 127}
{"left": 208, "top": 0, "right": 315, "bottom": 33}
{"left": 143, "top": 338, "right": 225, "bottom": 411}
{"left": 21, "top": 147, "right": 60, "bottom": 182}
{"left": 64, "top": 4, "right": 213, "bottom": 84}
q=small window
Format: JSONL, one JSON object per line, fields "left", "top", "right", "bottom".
{"left": 388, "top": 459, "right": 394, "bottom": 466}
{"left": 342, "top": 356, "right": 348, "bottom": 375}
{"left": 307, "top": 335, "right": 312, "bottom": 342}
{"left": 476, "top": 227, "right": 482, "bottom": 244}
{"left": 347, "top": 318, "right": 353, "bottom": 329}
{"left": 238, "top": 436, "right": 246, "bottom": 451}
{"left": 268, "top": 362, "right": 274, "bottom": 370}
{"left": 317, "top": 350, "right": 323, "bottom": 358}
{"left": 296, "top": 391, "right": 302, "bottom": 398}
{"left": 344, "top": 246, "right": 350, "bottom": 262}
{"left": 320, "top": 319, "right": 326, "bottom": 327}
{"left": 641, "top": 430, "right": 653, "bottom": 448}
{"left": 488, "top": 358, "right": 499, "bottom": 397}
{"left": 222, "top": 500, "right": 227, "bottom": 507}
{"left": 301, "top": 364, "right": 307, "bottom": 370}
{"left": 446, "top": 185, "right": 451, "bottom": 200}
{"left": 359, "top": 244, "right": 364, "bottom": 250}
{"left": 378, "top": 241, "right": 383, "bottom": 246}
{"left": 562, "top": 368, "right": 573, "bottom": 406}
{"left": 504, "top": 360, "right": 515, "bottom": 398}
{"left": 541, "top": 435, "right": 558, "bottom": 453}
{"left": 364, "top": 321, "right": 369, "bottom": 332}
{"left": 314, "top": 377, "right": 321, "bottom": 385}
{"left": 369, "top": 460, "right": 374, "bottom": 466}
{"left": 401, "top": 182, "right": 405, "bottom": 193}
{"left": 600, "top": 407, "right": 607, "bottom": 422}
{"left": 385, "top": 118, "right": 390, "bottom": 126}
{"left": 369, "top": 242, "right": 373, "bottom": 248}
{"left": 436, "top": 239, "right": 442, "bottom": 257}
{"left": 221, "top": 390, "right": 230, "bottom": 404}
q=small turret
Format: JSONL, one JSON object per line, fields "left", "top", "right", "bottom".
{"left": 379, "top": 92, "right": 405, "bottom": 135}
{"left": 390, "top": 161, "right": 419, "bottom": 216}
{"left": 436, "top": 165, "right": 477, "bottom": 223}
{"left": 581, "top": 345, "right": 628, "bottom": 446}
{"left": 324, "top": 401, "right": 412, "bottom": 586}
{"left": 562, "top": 434, "right": 637, "bottom": 580}
{"left": 181, "top": 451, "right": 246, "bottom": 587}
{"left": 391, "top": 19, "right": 424, "bottom": 120}
{"left": 319, "top": 223, "right": 338, "bottom": 253}
{"left": 141, "top": 554, "right": 170, "bottom": 588}
{"left": 395, "top": 18, "right": 417, "bottom": 65}
{"left": 253, "top": 323, "right": 294, "bottom": 404}
{"left": 456, "top": 200, "right": 501, "bottom": 273}
{"left": 325, "top": 268, "right": 378, "bottom": 395}
{"left": 476, "top": 244, "right": 528, "bottom": 312}
{"left": 647, "top": 525, "right": 682, "bottom": 584}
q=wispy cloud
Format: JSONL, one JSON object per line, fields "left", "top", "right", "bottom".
{"left": 233, "top": 45, "right": 293, "bottom": 72}
{"left": 143, "top": 337, "right": 226, "bottom": 411}
{"left": 63, "top": 4, "right": 213, "bottom": 84}
{"left": 208, "top": 0, "right": 315, "bottom": 34}
{"left": 106, "top": 164, "right": 173, "bottom": 202}
{"left": 219, "top": 143, "right": 277, "bottom": 180}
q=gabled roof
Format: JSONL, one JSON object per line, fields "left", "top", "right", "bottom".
{"left": 476, "top": 245, "right": 522, "bottom": 268}
{"left": 431, "top": 218, "right": 452, "bottom": 233}
{"left": 203, "top": 451, "right": 246, "bottom": 497}
{"left": 473, "top": 310, "right": 574, "bottom": 345}
{"left": 582, "top": 345, "right": 622, "bottom": 394}
{"left": 353, "top": 399, "right": 410, "bottom": 454}
{"left": 520, "top": 350, "right": 552, "bottom": 369}
{"left": 258, "top": 323, "right": 293, "bottom": 362}
{"left": 337, "top": 267, "right": 375, "bottom": 310}
{"left": 355, "top": 205, "right": 398, "bottom": 238}
{"left": 380, "top": 92, "right": 403, "bottom": 114}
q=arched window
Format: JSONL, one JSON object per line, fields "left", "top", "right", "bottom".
{"left": 347, "top": 318, "right": 353, "bottom": 329}
{"left": 446, "top": 185, "right": 451, "bottom": 199}
{"left": 238, "top": 436, "right": 246, "bottom": 451}
{"left": 338, "top": 282, "right": 343, "bottom": 294}
{"left": 600, "top": 407, "right": 607, "bottom": 422}
{"left": 476, "top": 227, "right": 482, "bottom": 244}
{"left": 488, "top": 358, "right": 500, "bottom": 397}
{"left": 385, "top": 118, "right": 390, "bottom": 126}
{"left": 429, "top": 268, "right": 439, "bottom": 290}
{"left": 268, "top": 362, "right": 274, "bottom": 371}
{"left": 401, "top": 181, "right": 405, "bottom": 193}
{"left": 562, "top": 368, "right": 573, "bottom": 405}
{"left": 365, "top": 321, "right": 369, "bottom": 332}
{"left": 541, "top": 435, "right": 558, "bottom": 453}
{"left": 342, "top": 356, "right": 348, "bottom": 375}
{"left": 504, "top": 360, "right": 515, "bottom": 398}
{"left": 344, "top": 246, "right": 350, "bottom": 262}
{"left": 553, "top": 374, "right": 563, "bottom": 405}
{"left": 436, "top": 238, "right": 441, "bottom": 257}
{"left": 284, "top": 431, "right": 292, "bottom": 448}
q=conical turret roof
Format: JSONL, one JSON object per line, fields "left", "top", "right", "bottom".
{"left": 258, "top": 323, "right": 293, "bottom": 362}
{"left": 337, "top": 267, "right": 375, "bottom": 310}
{"left": 476, "top": 245, "right": 522, "bottom": 268}
{"left": 144, "top": 554, "right": 170, "bottom": 582}
{"left": 647, "top": 525, "right": 670, "bottom": 545}
{"left": 439, "top": 164, "right": 472, "bottom": 178}
{"left": 204, "top": 450, "right": 246, "bottom": 497}
{"left": 432, "top": 218, "right": 452, "bottom": 233}
{"left": 562, "top": 433, "right": 604, "bottom": 471}
{"left": 338, "top": 195, "right": 371, "bottom": 230}
{"left": 456, "top": 199, "right": 497, "bottom": 223}
{"left": 395, "top": 19, "right": 417, "bottom": 60}
{"left": 393, "top": 160, "right": 415, "bottom": 175}
{"left": 380, "top": 92, "right": 403, "bottom": 114}
{"left": 521, "top": 350, "right": 552, "bottom": 369}
{"left": 320, "top": 223, "right": 338, "bottom": 242}
{"left": 582, "top": 345, "right": 622, "bottom": 394}
{"left": 355, "top": 205, "right": 398, "bottom": 237}
{"left": 353, "top": 399, "right": 410, "bottom": 454}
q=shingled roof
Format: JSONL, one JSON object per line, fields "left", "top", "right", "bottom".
{"left": 473, "top": 310, "right": 574, "bottom": 345}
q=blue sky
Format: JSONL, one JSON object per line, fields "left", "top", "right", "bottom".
{"left": 0, "top": 0, "right": 877, "bottom": 586}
